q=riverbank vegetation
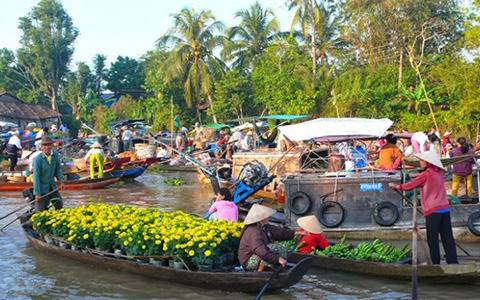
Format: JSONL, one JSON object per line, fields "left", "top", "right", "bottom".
{"left": 1, "top": 0, "right": 480, "bottom": 138}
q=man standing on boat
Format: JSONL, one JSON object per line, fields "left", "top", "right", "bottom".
{"left": 33, "top": 136, "right": 65, "bottom": 212}
{"left": 389, "top": 151, "right": 458, "bottom": 265}
{"left": 5, "top": 129, "right": 22, "bottom": 171}
{"left": 122, "top": 126, "right": 133, "bottom": 152}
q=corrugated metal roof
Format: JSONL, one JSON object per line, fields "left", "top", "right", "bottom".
{"left": 0, "top": 92, "right": 60, "bottom": 120}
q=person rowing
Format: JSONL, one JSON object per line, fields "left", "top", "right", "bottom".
{"left": 238, "top": 204, "right": 307, "bottom": 272}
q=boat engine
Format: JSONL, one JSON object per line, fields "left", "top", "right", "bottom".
{"left": 237, "top": 161, "right": 269, "bottom": 187}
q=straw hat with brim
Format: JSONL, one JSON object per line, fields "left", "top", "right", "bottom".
{"left": 9, "top": 130, "right": 18, "bottom": 135}
{"left": 297, "top": 215, "right": 323, "bottom": 234}
{"left": 90, "top": 141, "right": 102, "bottom": 149}
{"left": 243, "top": 204, "right": 277, "bottom": 225}
{"left": 415, "top": 150, "right": 443, "bottom": 169}
{"left": 41, "top": 136, "right": 54, "bottom": 145}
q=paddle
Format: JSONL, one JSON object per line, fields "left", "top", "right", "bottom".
{"left": 393, "top": 188, "right": 471, "bottom": 257}
{"left": 0, "top": 188, "right": 58, "bottom": 222}
{"left": 254, "top": 236, "right": 303, "bottom": 300}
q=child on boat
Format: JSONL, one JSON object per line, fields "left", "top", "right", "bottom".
{"left": 296, "top": 215, "right": 329, "bottom": 254}
{"left": 208, "top": 188, "right": 238, "bottom": 222}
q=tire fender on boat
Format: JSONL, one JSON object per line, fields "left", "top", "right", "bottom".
{"left": 316, "top": 201, "right": 345, "bottom": 228}
{"left": 287, "top": 191, "right": 312, "bottom": 215}
{"left": 467, "top": 211, "right": 480, "bottom": 236}
{"left": 372, "top": 201, "right": 399, "bottom": 226}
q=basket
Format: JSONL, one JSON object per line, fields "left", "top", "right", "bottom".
{"left": 7, "top": 176, "right": 26, "bottom": 183}
{"left": 135, "top": 143, "right": 156, "bottom": 159}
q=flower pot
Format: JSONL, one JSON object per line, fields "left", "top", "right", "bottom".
{"left": 149, "top": 258, "right": 167, "bottom": 267}
{"left": 173, "top": 261, "right": 185, "bottom": 269}
{"left": 44, "top": 235, "right": 55, "bottom": 245}
{"left": 114, "top": 249, "right": 123, "bottom": 256}
{"left": 168, "top": 259, "right": 175, "bottom": 267}
{"left": 197, "top": 263, "right": 213, "bottom": 272}
{"left": 59, "top": 241, "right": 70, "bottom": 249}
{"left": 213, "top": 256, "right": 224, "bottom": 270}
{"left": 225, "top": 251, "right": 235, "bottom": 264}
{"left": 71, "top": 245, "right": 80, "bottom": 251}
{"left": 136, "top": 258, "right": 149, "bottom": 263}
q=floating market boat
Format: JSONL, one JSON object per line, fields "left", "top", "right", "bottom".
{"left": 0, "top": 176, "right": 120, "bottom": 191}
{"left": 277, "top": 118, "right": 480, "bottom": 242}
{"left": 289, "top": 252, "right": 480, "bottom": 283}
{"left": 22, "top": 226, "right": 312, "bottom": 292}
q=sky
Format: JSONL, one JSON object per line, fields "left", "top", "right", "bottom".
{"left": 0, "top": 0, "right": 295, "bottom": 69}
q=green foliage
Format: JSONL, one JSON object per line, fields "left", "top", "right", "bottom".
{"left": 17, "top": 0, "right": 78, "bottom": 111}
{"left": 162, "top": 178, "right": 186, "bottom": 186}
{"left": 212, "top": 69, "right": 255, "bottom": 121}
{"left": 106, "top": 56, "right": 145, "bottom": 94}
{"left": 251, "top": 39, "right": 316, "bottom": 115}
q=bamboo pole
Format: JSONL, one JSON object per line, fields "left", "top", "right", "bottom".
{"left": 412, "top": 189, "right": 419, "bottom": 300}
{"left": 170, "top": 96, "right": 174, "bottom": 150}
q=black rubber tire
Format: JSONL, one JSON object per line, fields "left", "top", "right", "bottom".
{"left": 467, "top": 211, "right": 480, "bottom": 237}
{"left": 316, "top": 202, "right": 345, "bottom": 228}
{"left": 287, "top": 192, "right": 312, "bottom": 215}
{"left": 373, "top": 201, "right": 399, "bottom": 227}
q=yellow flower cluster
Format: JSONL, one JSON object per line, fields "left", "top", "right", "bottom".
{"left": 31, "top": 203, "right": 243, "bottom": 261}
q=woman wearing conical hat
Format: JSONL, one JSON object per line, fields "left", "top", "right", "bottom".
{"left": 238, "top": 204, "right": 307, "bottom": 271}
{"left": 84, "top": 141, "right": 105, "bottom": 179}
{"left": 389, "top": 150, "right": 458, "bottom": 265}
{"left": 296, "top": 215, "right": 330, "bottom": 254}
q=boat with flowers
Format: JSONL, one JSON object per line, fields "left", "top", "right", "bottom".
{"left": 23, "top": 203, "right": 311, "bottom": 292}
{"left": 0, "top": 176, "right": 120, "bottom": 191}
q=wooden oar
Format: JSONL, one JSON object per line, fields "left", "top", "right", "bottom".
{"left": 393, "top": 188, "right": 471, "bottom": 257}
{"left": 0, "top": 188, "right": 58, "bottom": 221}
{"left": 254, "top": 236, "right": 303, "bottom": 300}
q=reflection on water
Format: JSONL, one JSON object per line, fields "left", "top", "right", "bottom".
{"left": 1, "top": 171, "right": 480, "bottom": 299}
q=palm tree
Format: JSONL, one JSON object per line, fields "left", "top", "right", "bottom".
{"left": 156, "top": 8, "right": 227, "bottom": 123}
{"left": 224, "top": 2, "right": 280, "bottom": 71}
{"left": 287, "top": 0, "right": 319, "bottom": 83}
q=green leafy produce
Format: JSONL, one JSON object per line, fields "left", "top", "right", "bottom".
{"left": 312, "top": 236, "right": 411, "bottom": 263}
{"left": 162, "top": 178, "right": 186, "bottom": 186}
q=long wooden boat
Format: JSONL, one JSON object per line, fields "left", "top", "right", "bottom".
{"left": 155, "top": 164, "right": 198, "bottom": 172}
{"left": 290, "top": 252, "right": 480, "bottom": 283}
{"left": 23, "top": 227, "right": 312, "bottom": 292}
{"left": 67, "top": 158, "right": 160, "bottom": 180}
{"left": 0, "top": 177, "right": 120, "bottom": 191}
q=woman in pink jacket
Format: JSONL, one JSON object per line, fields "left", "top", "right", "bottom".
{"left": 208, "top": 188, "right": 238, "bottom": 222}
{"left": 389, "top": 150, "right": 458, "bottom": 265}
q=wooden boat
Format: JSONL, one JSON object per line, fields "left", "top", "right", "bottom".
{"left": 23, "top": 226, "right": 312, "bottom": 292}
{"left": 67, "top": 157, "right": 160, "bottom": 180}
{"left": 289, "top": 252, "right": 480, "bottom": 283}
{"left": 155, "top": 164, "right": 198, "bottom": 172}
{"left": 0, "top": 177, "right": 120, "bottom": 191}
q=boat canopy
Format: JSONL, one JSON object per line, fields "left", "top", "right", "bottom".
{"left": 226, "top": 115, "right": 310, "bottom": 123}
{"left": 203, "top": 123, "right": 230, "bottom": 130}
{"left": 278, "top": 118, "right": 393, "bottom": 142}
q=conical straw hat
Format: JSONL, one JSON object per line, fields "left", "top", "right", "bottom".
{"left": 297, "top": 215, "right": 323, "bottom": 234}
{"left": 243, "top": 204, "right": 276, "bottom": 225}
{"left": 90, "top": 141, "right": 102, "bottom": 148}
{"left": 415, "top": 150, "right": 443, "bottom": 169}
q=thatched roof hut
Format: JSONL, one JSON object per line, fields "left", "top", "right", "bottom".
{"left": 0, "top": 92, "right": 60, "bottom": 129}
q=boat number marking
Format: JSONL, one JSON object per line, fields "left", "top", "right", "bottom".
{"left": 359, "top": 183, "right": 383, "bottom": 191}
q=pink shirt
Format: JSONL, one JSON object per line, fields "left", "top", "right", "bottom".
{"left": 399, "top": 167, "right": 449, "bottom": 216}
{"left": 208, "top": 201, "right": 238, "bottom": 222}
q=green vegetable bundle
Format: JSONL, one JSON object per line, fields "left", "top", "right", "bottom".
{"left": 312, "top": 235, "right": 411, "bottom": 264}
{"left": 162, "top": 178, "right": 186, "bottom": 186}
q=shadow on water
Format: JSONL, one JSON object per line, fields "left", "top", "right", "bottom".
{"left": 1, "top": 171, "right": 480, "bottom": 299}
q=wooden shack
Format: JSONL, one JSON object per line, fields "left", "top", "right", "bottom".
{"left": 0, "top": 92, "right": 59, "bottom": 128}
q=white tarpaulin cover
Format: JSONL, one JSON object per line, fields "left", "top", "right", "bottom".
{"left": 278, "top": 118, "right": 393, "bottom": 142}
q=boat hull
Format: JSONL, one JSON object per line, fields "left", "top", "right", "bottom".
{"left": 0, "top": 177, "right": 120, "bottom": 191}
{"left": 290, "top": 252, "right": 480, "bottom": 283}
{"left": 23, "top": 228, "right": 311, "bottom": 292}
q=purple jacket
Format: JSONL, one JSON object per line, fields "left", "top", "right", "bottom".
{"left": 449, "top": 147, "right": 475, "bottom": 176}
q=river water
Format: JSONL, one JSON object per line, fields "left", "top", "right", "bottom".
{"left": 1, "top": 171, "right": 480, "bottom": 300}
